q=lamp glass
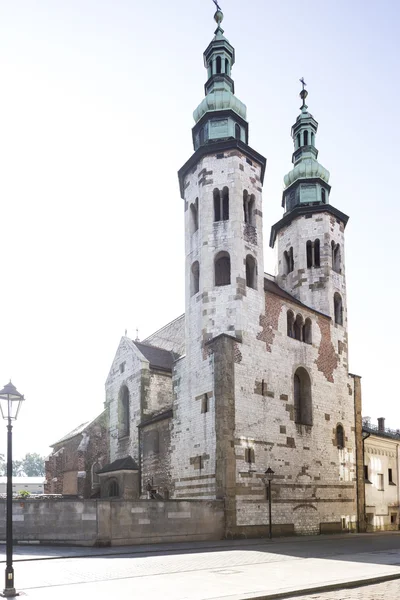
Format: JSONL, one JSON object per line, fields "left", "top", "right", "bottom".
{"left": 0, "top": 383, "right": 24, "bottom": 421}
{"left": 265, "top": 467, "right": 275, "bottom": 481}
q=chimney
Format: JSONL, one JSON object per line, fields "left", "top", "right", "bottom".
{"left": 378, "top": 417, "right": 385, "bottom": 432}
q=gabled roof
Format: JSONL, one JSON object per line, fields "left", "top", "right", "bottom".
{"left": 52, "top": 422, "right": 89, "bottom": 446}
{"left": 134, "top": 342, "right": 179, "bottom": 372}
{"left": 97, "top": 456, "right": 139, "bottom": 474}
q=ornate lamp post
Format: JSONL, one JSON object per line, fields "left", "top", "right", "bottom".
{"left": 0, "top": 381, "right": 24, "bottom": 598}
{"left": 264, "top": 467, "right": 275, "bottom": 539}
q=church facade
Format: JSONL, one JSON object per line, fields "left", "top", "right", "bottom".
{"left": 103, "top": 9, "right": 365, "bottom": 536}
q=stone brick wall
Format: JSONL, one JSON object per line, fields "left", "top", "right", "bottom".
{"left": 0, "top": 498, "right": 224, "bottom": 546}
{"left": 141, "top": 417, "right": 172, "bottom": 497}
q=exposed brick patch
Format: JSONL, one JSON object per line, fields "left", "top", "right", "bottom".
{"left": 315, "top": 316, "right": 338, "bottom": 383}
{"left": 280, "top": 394, "right": 288, "bottom": 401}
{"left": 244, "top": 224, "right": 257, "bottom": 245}
{"left": 257, "top": 292, "right": 284, "bottom": 352}
{"left": 280, "top": 426, "right": 286, "bottom": 434}
{"left": 234, "top": 343, "right": 243, "bottom": 364}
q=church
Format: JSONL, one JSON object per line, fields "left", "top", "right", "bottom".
{"left": 50, "top": 8, "right": 366, "bottom": 537}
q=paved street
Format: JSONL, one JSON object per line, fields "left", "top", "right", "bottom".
{"left": 0, "top": 533, "right": 399, "bottom": 599}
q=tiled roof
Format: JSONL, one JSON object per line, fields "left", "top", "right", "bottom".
{"left": 134, "top": 342, "right": 179, "bottom": 371}
{"left": 97, "top": 456, "right": 139, "bottom": 474}
{"left": 52, "top": 422, "right": 90, "bottom": 446}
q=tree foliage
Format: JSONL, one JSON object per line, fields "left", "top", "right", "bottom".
{"left": 0, "top": 453, "right": 45, "bottom": 477}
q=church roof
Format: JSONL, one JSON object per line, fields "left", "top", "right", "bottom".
{"left": 134, "top": 342, "right": 179, "bottom": 372}
{"left": 52, "top": 422, "right": 90, "bottom": 446}
{"left": 97, "top": 456, "right": 139, "bottom": 474}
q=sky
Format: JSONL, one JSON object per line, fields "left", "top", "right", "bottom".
{"left": 0, "top": 0, "right": 399, "bottom": 459}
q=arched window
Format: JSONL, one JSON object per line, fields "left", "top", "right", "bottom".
{"left": 287, "top": 310, "right": 295, "bottom": 338}
{"left": 297, "top": 134, "right": 301, "bottom": 148}
{"left": 321, "top": 188, "right": 326, "bottom": 203}
{"left": 334, "top": 293, "right": 343, "bottom": 325}
{"left": 303, "top": 318, "right": 312, "bottom": 344}
{"left": 190, "top": 198, "right": 199, "bottom": 233}
{"left": 294, "top": 367, "right": 312, "bottom": 426}
{"left": 245, "top": 255, "right": 257, "bottom": 289}
{"left": 306, "top": 241, "right": 312, "bottom": 268}
{"left": 243, "top": 190, "right": 255, "bottom": 225}
{"left": 235, "top": 123, "right": 241, "bottom": 140}
{"left": 215, "top": 251, "right": 231, "bottom": 286}
{"left": 191, "top": 261, "right": 200, "bottom": 295}
{"left": 213, "top": 188, "right": 221, "bottom": 221}
{"left": 311, "top": 132, "right": 315, "bottom": 146}
{"left": 289, "top": 247, "right": 294, "bottom": 272}
{"left": 284, "top": 247, "right": 294, "bottom": 274}
{"left": 294, "top": 314, "right": 304, "bottom": 341}
{"left": 216, "top": 56, "right": 222, "bottom": 74}
{"left": 304, "top": 130, "right": 309, "bottom": 146}
{"left": 214, "top": 187, "right": 229, "bottom": 221}
{"left": 208, "top": 61, "right": 212, "bottom": 77}
{"left": 119, "top": 386, "right": 130, "bottom": 438}
{"left": 314, "top": 239, "right": 320, "bottom": 267}
{"left": 332, "top": 242, "right": 341, "bottom": 273}
{"left": 222, "top": 187, "right": 229, "bottom": 220}
{"left": 225, "top": 58, "right": 229, "bottom": 75}
{"left": 336, "top": 424, "right": 345, "bottom": 449}
{"left": 108, "top": 479, "right": 119, "bottom": 498}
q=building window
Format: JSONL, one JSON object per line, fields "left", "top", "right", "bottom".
{"left": 190, "top": 198, "right": 199, "bottom": 233}
{"left": 306, "top": 239, "right": 320, "bottom": 268}
{"left": 284, "top": 247, "right": 294, "bottom": 274}
{"left": 215, "top": 251, "right": 231, "bottom": 286}
{"left": 119, "top": 386, "right": 130, "bottom": 438}
{"left": 243, "top": 190, "right": 255, "bottom": 225}
{"left": 389, "top": 468, "right": 395, "bottom": 485}
{"left": 214, "top": 187, "right": 229, "bottom": 221}
{"left": 294, "top": 314, "right": 304, "bottom": 341}
{"left": 108, "top": 479, "right": 119, "bottom": 498}
{"left": 331, "top": 242, "right": 341, "bottom": 273}
{"left": 334, "top": 292, "right": 343, "bottom": 325}
{"left": 303, "top": 130, "right": 309, "bottom": 145}
{"left": 201, "top": 394, "right": 209, "bottom": 414}
{"left": 297, "top": 133, "right": 301, "bottom": 148}
{"left": 245, "top": 447, "right": 255, "bottom": 465}
{"left": 287, "top": 310, "right": 295, "bottom": 338}
{"left": 336, "top": 424, "right": 344, "bottom": 448}
{"left": 293, "top": 367, "right": 312, "bottom": 426}
{"left": 235, "top": 123, "right": 241, "bottom": 140}
{"left": 225, "top": 58, "right": 230, "bottom": 75}
{"left": 391, "top": 513, "right": 397, "bottom": 524}
{"left": 119, "top": 362, "right": 125, "bottom": 374}
{"left": 321, "top": 188, "right": 326, "bottom": 203}
{"left": 378, "top": 473, "right": 384, "bottom": 491}
{"left": 216, "top": 55, "right": 222, "bottom": 74}
{"left": 245, "top": 255, "right": 257, "bottom": 289}
{"left": 303, "top": 318, "right": 312, "bottom": 344}
{"left": 311, "top": 132, "right": 315, "bottom": 146}
{"left": 199, "top": 126, "right": 205, "bottom": 146}
{"left": 191, "top": 261, "right": 200, "bottom": 295}
{"left": 364, "top": 465, "right": 370, "bottom": 482}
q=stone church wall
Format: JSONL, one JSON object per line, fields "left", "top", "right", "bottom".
{"left": 0, "top": 499, "right": 224, "bottom": 546}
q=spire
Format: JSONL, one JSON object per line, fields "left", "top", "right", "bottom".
{"left": 191, "top": 3, "right": 247, "bottom": 149}
{"left": 282, "top": 80, "right": 330, "bottom": 212}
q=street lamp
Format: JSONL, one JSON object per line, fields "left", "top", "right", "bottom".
{"left": 0, "top": 381, "right": 24, "bottom": 598}
{"left": 264, "top": 467, "right": 275, "bottom": 540}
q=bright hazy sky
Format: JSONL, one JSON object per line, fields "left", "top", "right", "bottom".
{"left": 0, "top": 0, "right": 399, "bottom": 459}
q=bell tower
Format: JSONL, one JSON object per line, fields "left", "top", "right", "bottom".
{"left": 270, "top": 81, "right": 349, "bottom": 330}
{"left": 178, "top": 8, "right": 267, "bottom": 356}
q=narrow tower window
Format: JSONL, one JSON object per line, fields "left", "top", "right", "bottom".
{"left": 311, "top": 132, "right": 315, "bottom": 145}
{"left": 284, "top": 248, "right": 294, "bottom": 274}
{"left": 225, "top": 58, "right": 229, "bottom": 75}
{"left": 222, "top": 187, "right": 229, "bottom": 220}
{"left": 215, "top": 251, "right": 231, "bottom": 286}
{"left": 287, "top": 310, "right": 295, "bottom": 338}
{"left": 243, "top": 190, "right": 255, "bottom": 225}
{"left": 321, "top": 188, "right": 326, "bottom": 203}
{"left": 314, "top": 239, "right": 320, "bottom": 267}
{"left": 199, "top": 127, "right": 205, "bottom": 146}
{"left": 332, "top": 242, "right": 341, "bottom": 273}
{"left": 216, "top": 56, "right": 222, "bottom": 74}
{"left": 334, "top": 292, "right": 343, "bottom": 325}
{"left": 294, "top": 367, "right": 312, "bottom": 426}
{"left": 235, "top": 123, "right": 241, "bottom": 140}
{"left": 297, "top": 134, "right": 301, "bottom": 148}
{"left": 289, "top": 247, "right": 294, "bottom": 272}
{"left": 191, "top": 261, "right": 200, "bottom": 295}
{"left": 306, "top": 241, "right": 312, "bottom": 268}
{"left": 245, "top": 255, "right": 257, "bottom": 289}
{"left": 213, "top": 188, "right": 221, "bottom": 221}
{"left": 336, "top": 424, "right": 345, "bottom": 449}
{"left": 190, "top": 198, "right": 199, "bottom": 233}
{"left": 304, "top": 130, "right": 309, "bottom": 146}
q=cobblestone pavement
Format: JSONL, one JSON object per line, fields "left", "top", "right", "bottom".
{"left": 290, "top": 579, "right": 400, "bottom": 600}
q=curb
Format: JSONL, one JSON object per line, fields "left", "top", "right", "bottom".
{"left": 232, "top": 572, "right": 400, "bottom": 600}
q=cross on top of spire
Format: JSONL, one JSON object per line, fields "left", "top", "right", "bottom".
{"left": 299, "top": 77, "right": 309, "bottom": 109}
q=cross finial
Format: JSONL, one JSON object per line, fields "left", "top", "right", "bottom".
{"left": 299, "top": 77, "right": 308, "bottom": 109}
{"left": 213, "top": 0, "right": 222, "bottom": 11}
{"left": 135, "top": 328, "right": 140, "bottom": 342}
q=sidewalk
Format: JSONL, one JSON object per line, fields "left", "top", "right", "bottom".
{"left": 0, "top": 532, "right": 399, "bottom": 600}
